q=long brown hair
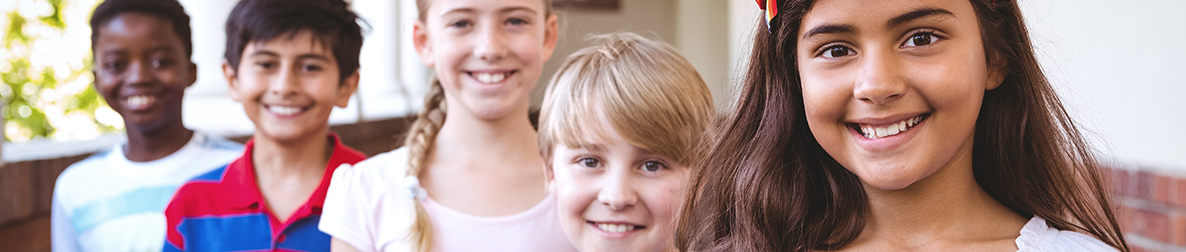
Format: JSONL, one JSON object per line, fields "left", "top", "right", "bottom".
{"left": 404, "top": 1, "right": 553, "bottom": 252}
{"left": 675, "top": 0, "right": 1129, "bottom": 251}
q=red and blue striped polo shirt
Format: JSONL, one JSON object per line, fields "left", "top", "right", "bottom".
{"left": 163, "top": 134, "right": 366, "bottom": 252}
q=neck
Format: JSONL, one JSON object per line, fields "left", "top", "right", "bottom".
{"left": 432, "top": 104, "right": 543, "bottom": 171}
{"left": 858, "top": 140, "right": 1025, "bottom": 246}
{"left": 250, "top": 131, "right": 332, "bottom": 178}
{"left": 123, "top": 118, "right": 193, "bottom": 162}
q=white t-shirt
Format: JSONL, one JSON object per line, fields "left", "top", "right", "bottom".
{"left": 51, "top": 132, "right": 243, "bottom": 252}
{"left": 319, "top": 147, "right": 578, "bottom": 252}
{"left": 1015, "top": 216, "right": 1118, "bottom": 252}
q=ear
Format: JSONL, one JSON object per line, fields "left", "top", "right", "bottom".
{"left": 223, "top": 61, "right": 242, "bottom": 102}
{"left": 985, "top": 56, "right": 1006, "bottom": 91}
{"left": 335, "top": 70, "right": 361, "bottom": 108}
{"left": 541, "top": 14, "right": 560, "bottom": 61}
{"left": 543, "top": 162, "right": 557, "bottom": 194}
{"left": 185, "top": 61, "right": 198, "bottom": 88}
{"left": 412, "top": 21, "right": 435, "bottom": 67}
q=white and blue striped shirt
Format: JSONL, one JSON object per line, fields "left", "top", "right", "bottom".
{"left": 51, "top": 132, "right": 242, "bottom": 252}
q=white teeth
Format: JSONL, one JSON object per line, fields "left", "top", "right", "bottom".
{"left": 268, "top": 105, "right": 302, "bottom": 116}
{"left": 596, "top": 223, "right": 636, "bottom": 233}
{"left": 126, "top": 95, "right": 155, "bottom": 109}
{"left": 474, "top": 72, "right": 507, "bottom": 83}
{"left": 860, "top": 115, "right": 924, "bottom": 139}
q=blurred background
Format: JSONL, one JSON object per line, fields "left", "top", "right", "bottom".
{"left": 1, "top": 0, "right": 1183, "bottom": 251}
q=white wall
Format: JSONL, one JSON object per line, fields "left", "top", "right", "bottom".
{"left": 531, "top": 0, "right": 679, "bottom": 107}
{"left": 1020, "top": 0, "right": 1186, "bottom": 171}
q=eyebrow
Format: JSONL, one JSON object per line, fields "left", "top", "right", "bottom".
{"left": 801, "top": 7, "right": 955, "bottom": 40}
{"left": 441, "top": 6, "right": 539, "bottom": 16}
{"left": 887, "top": 7, "right": 954, "bottom": 27}
{"left": 248, "top": 51, "right": 331, "bottom": 62}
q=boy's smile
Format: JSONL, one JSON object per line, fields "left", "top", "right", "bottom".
{"left": 94, "top": 12, "right": 195, "bottom": 134}
{"left": 225, "top": 30, "right": 357, "bottom": 143}
{"left": 548, "top": 120, "right": 687, "bottom": 252}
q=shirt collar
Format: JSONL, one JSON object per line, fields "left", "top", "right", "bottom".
{"left": 220, "top": 133, "right": 364, "bottom": 213}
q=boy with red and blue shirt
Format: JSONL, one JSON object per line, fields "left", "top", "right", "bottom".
{"left": 163, "top": 0, "right": 366, "bottom": 251}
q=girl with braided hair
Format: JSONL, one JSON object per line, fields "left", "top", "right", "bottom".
{"left": 319, "top": 0, "right": 576, "bottom": 251}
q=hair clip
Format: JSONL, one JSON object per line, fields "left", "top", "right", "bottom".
{"left": 756, "top": 0, "right": 779, "bottom": 33}
{"left": 404, "top": 176, "right": 427, "bottom": 200}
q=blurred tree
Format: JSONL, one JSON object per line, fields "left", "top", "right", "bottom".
{"left": 3, "top": 0, "right": 117, "bottom": 142}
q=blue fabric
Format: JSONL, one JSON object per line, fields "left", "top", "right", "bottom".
{"left": 176, "top": 213, "right": 274, "bottom": 251}
{"left": 190, "top": 165, "right": 228, "bottom": 183}
{"left": 70, "top": 185, "right": 178, "bottom": 232}
{"left": 277, "top": 216, "right": 331, "bottom": 251}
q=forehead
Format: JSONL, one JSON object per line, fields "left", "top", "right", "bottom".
{"left": 243, "top": 30, "right": 334, "bottom": 58}
{"left": 800, "top": 0, "right": 973, "bottom": 32}
{"left": 96, "top": 12, "right": 181, "bottom": 50}
{"left": 428, "top": 0, "right": 544, "bottom": 16}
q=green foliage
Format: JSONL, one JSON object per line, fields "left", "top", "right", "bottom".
{"left": 3, "top": 0, "right": 113, "bottom": 142}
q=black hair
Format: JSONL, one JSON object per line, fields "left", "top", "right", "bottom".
{"left": 90, "top": 0, "right": 193, "bottom": 57}
{"left": 224, "top": 0, "right": 365, "bottom": 82}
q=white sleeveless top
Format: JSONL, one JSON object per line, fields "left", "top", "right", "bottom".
{"left": 319, "top": 147, "right": 577, "bottom": 252}
{"left": 1015, "top": 217, "right": 1118, "bottom": 252}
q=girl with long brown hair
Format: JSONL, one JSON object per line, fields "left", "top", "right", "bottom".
{"left": 677, "top": 0, "right": 1128, "bottom": 251}
{"left": 318, "top": 0, "right": 577, "bottom": 251}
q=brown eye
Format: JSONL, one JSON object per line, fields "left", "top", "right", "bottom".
{"left": 821, "top": 46, "right": 853, "bottom": 59}
{"left": 903, "top": 32, "right": 938, "bottom": 47}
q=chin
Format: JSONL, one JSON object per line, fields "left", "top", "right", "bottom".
{"left": 849, "top": 162, "right": 926, "bottom": 191}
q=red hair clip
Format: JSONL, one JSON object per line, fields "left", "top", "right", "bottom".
{"left": 756, "top": 0, "right": 778, "bottom": 33}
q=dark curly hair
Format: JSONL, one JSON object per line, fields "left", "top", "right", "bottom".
{"left": 90, "top": 0, "right": 193, "bottom": 57}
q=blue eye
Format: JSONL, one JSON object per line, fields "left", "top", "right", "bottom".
{"left": 450, "top": 20, "right": 472, "bottom": 28}
{"left": 642, "top": 161, "right": 665, "bottom": 172}
{"left": 579, "top": 158, "right": 600, "bottom": 168}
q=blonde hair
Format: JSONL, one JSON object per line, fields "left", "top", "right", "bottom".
{"left": 539, "top": 32, "right": 714, "bottom": 169}
{"left": 405, "top": 1, "right": 554, "bottom": 252}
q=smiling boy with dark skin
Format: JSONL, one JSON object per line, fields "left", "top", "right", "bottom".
{"left": 52, "top": 1, "right": 243, "bottom": 251}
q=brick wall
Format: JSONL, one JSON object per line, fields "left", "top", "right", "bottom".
{"left": 1111, "top": 167, "right": 1186, "bottom": 251}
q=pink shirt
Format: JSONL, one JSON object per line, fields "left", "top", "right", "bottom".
{"left": 319, "top": 148, "right": 577, "bottom": 252}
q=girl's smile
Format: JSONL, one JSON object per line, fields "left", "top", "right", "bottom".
{"left": 797, "top": 0, "right": 1001, "bottom": 190}
{"left": 846, "top": 112, "right": 929, "bottom": 150}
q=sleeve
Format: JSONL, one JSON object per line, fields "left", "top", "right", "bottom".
{"left": 51, "top": 186, "right": 82, "bottom": 252}
{"left": 319, "top": 163, "right": 377, "bottom": 252}
{"left": 162, "top": 185, "right": 190, "bottom": 252}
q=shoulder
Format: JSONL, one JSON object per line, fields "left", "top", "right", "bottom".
{"left": 55, "top": 146, "right": 117, "bottom": 191}
{"left": 172, "top": 165, "right": 230, "bottom": 198}
{"left": 1015, "top": 217, "right": 1118, "bottom": 252}
{"left": 331, "top": 147, "right": 410, "bottom": 189}
{"left": 193, "top": 132, "right": 244, "bottom": 151}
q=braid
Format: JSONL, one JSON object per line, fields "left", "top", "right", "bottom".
{"left": 403, "top": 79, "right": 446, "bottom": 252}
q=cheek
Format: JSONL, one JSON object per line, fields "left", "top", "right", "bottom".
{"left": 553, "top": 168, "right": 596, "bottom": 218}
{"left": 800, "top": 76, "right": 850, "bottom": 128}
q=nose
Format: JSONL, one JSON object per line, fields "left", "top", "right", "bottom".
{"left": 473, "top": 22, "right": 508, "bottom": 62}
{"left": 853, "top": 48, "right": 907, "bottom": 105}
{"left": 597, "top": 169, "right": 638, "bottom": 211}
{"left": 125, "top": 61, "right": 156, "bottom": 86}
{"left": 269, "top": 64, "right": 299, "bottom": 98}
